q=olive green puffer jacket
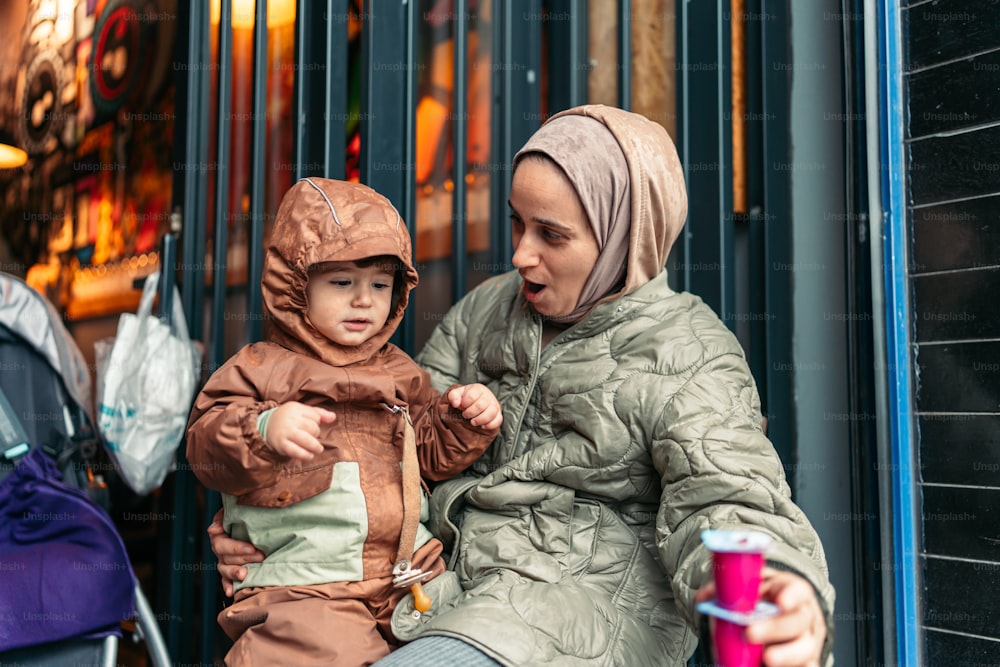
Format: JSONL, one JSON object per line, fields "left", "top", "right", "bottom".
{"left": 390, "top": 270, "right": 835, "bottom": 666}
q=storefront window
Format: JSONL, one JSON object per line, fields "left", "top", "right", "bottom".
{"left": 0, "top": 0, "right": 179, "bottom": 322}
{"left": 412, "top": 0, "right": 494, "bottom": 347}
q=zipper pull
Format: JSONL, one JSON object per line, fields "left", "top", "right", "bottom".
{"left": 382, "top": 402, "right": 412, "bottom": 425}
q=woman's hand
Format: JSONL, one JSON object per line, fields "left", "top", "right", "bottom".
{"left": 696, "top": 568, "right": 826, "bottom": 667}
{"left": 448, "top": 383, "right": 503, "bottom": 430}
{"left": 208, "top": 509, "right": 264, "bottom": 597}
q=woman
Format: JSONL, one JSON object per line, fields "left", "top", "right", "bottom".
{"left": 210, "top": 105, "right": 833, "bottom": 666}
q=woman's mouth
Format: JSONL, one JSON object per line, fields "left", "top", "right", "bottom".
{"left": 523, "top": 280, "right": 546, "bottom": 303}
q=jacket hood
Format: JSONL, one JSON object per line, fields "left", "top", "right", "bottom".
{"left": 262, "top": 178, "right": 419, "bottom": 366}
{"left": 544, "top": 105, "right": 688, "bottom": 298}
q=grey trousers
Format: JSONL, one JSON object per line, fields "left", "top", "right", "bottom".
{"left": 373, "top": 636, "right": 501, "bottom": 666}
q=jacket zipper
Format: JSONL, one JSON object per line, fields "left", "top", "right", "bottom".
{"left": 382, "top": 402, "right": 431, "bottom": 496}
{"left": 382, "top": 402, "right": 411, "bottom": 425}
{"left": 506, "top": 316, "right": 543, "bottom": 460}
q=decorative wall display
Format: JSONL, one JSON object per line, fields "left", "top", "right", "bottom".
{"left": 0, "top": 0, "right": 177, "bottom": 319}
{"left": 89, "top": 0, "right": 148, "bottom": 117}
{"left": 18, "top": 47, "right": 66, "bottom": 155}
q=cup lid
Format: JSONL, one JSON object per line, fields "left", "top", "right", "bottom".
{"left": 696, "top": 599, "right": 780, "bottom": 625}
{"left": 701, "top": 529, "right": 773, "bottom": 553}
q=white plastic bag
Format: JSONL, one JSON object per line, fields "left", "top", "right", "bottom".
{"left": 96, "top": 272, "right": 200, "bottom": 495}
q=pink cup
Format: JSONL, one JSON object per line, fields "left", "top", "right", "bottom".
{"left": 713, "top": 618, "right": 763, "bottom": 667}
{"left": 702, "top": 530, "right": 772, "bottom": 612}
{"left": 712, "top": 548, "right": 764, "bottom": 611}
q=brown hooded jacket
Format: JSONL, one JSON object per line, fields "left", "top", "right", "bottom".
{"left": 186, "top": 178, "right": 497, "bottom": 588}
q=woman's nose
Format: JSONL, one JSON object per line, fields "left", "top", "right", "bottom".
{"left": 511, "top": 236, "right": 538, "bottom": 269}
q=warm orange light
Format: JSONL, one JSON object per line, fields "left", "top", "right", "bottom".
{"left": 211, "top": 0, "right": 296, "bottom": 29}
{"left": 0, "top": 143, "right": 27, "bottom": 168}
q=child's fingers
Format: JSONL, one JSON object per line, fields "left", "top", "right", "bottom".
{"left": 460, "top": 387, "right": 488, "bottom": 418}
{"left": 447, "top": 385, "right": 467, "bottom": 408}
{"left": 480, "top": 410, "right": 503, "bottom": 431}
{"left": 280, "top": 431, "right": 324, "bottom": 459}
{"left": 466, "top": 399, "right": 491, "bottom": 424}
{"left": 469, "top": 401, "right": 504, "bottom": 429}
{"left": 303, "top": 405, "right": 336, "bottom": 424}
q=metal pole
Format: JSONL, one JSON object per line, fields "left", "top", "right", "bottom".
{"left": 452, "top": 2, "right": 468, "bottom": 302}
{"left": 618, "top": 0, "right": 631, "bottom": 110}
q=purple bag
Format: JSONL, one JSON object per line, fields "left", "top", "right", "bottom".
{"left": 0, "top": 448, "right": 135, "bottom": 652}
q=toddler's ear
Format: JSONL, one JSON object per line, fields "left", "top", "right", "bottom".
{"left": 390, "top": 270, "right": 406, "bottom": 316}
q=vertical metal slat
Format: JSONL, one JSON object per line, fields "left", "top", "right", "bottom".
{"left": 247, "top": 0, "right": 269, "bottom": 343}
{"left": 361, "top": 0, "right": 417, "bottom": 351}
{"left": 491, "top": 0, "right": 542, "bottom": 272}
{"left": 677, "top": 0, "right": 734, "bottom": 319}
{"left": 760, "top": 0, "right": 795, "bottom": 467}
{"left": 545, "top": 0, "right": 588, "bottom": 115}
{"left": 294, "top": 0, "right": 326, "bottom": 178}
{"left": 211, "top": 0, "right": 234, "bottom": 369}
{"left": 452, "top": 5, "right": 468, "bottom": 302}
{"left": 170, "top": 1, "right": 210, "bottom": 661}
{"left": 745, "top": 0, "right": 767, "bottom": 405}
{"left": 325, "top": 0, "right": 349, "bottom": 180}
{"left": 401, "top": 0, "right": 417, "bottom": 353}
{"left": 197, "top": 6, "right": 233, "bottom": 660}
{"left": 618, "top": 0, "right": 632, "bottom": 110}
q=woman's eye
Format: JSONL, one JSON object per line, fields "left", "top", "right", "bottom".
{"left": 542, "top": 229, "right": 562, "bottom": 241}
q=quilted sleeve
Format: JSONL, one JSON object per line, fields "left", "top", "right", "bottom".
{"left": 650, "top": 351, "right": 836, "bottom": 665}
{"left": 185, "top": 345, "right": 282, "bottom": 496}
{"left": 409, "top": 377, "right": 499, "bottom": 481}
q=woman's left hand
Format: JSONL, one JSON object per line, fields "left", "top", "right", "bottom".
{"left": 696, "top": 568, "right": 826, "bottom": 667}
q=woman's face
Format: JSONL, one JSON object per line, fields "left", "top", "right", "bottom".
{"left": 509, "top": 157, "right": 599, "bottom": 318}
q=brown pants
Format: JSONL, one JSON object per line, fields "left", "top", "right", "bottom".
{"left": 219, "top": 540, "right": 445, "bottom": 667}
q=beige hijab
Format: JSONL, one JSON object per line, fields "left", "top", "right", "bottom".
{"left": 512, "top": 105, "right": 688, "bottom": 323}
{"left": 513, "top": 115, "right": 631, "bottom": 323}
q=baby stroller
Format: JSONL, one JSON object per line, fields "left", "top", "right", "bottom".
{"left": 0, "top": 272, "right": 170, "bottom": 667}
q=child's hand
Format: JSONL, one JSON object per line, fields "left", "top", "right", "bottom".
{"left": 264, "top": 402, "right": 337, "bottom": 460}
{"left": 447, "top": 383, "right": 503, "bottom": 431}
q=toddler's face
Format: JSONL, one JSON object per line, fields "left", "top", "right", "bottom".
{"left": 305, "top": 260, "right": 395, "bottom": 347}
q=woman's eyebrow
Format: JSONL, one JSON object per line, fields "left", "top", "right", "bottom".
{"left": 507, "top": 200, "right": 573, "bottom": 233}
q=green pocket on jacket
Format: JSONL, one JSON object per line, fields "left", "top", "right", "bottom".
{"left": 390, "top": 569, "right": 463, "bottom": 640}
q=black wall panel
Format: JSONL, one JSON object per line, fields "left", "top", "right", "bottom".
{"left": 921, "top": 486, "right": 1000, "bottom": 562}
{"left": 915, "top": 342, "right": 1000, "bottom": 413}
{"left": 922, "top": 556, "right": 1000, "bottom": 638}
{"left": 920, "top": 415, "right": 1000, "bottom": 486}
{"left": 912, "top": 268, "right": 1000, "bottom": 342}
{"left": 911, "top": 195, "right": 1000, "bottom": 273}
{"left": 907, "top": 50, "right": 1000, "bottom": 139}
{"left": 925, "top": 628, "right": 1000, "bottom": 666}
{"left": 904, "top": 0, "right": 1000, "bottom": 655}
{"left": 907, "top": 125, "right": 1000, "bottom": 207}
{"left": 905, "top": 0, "right": 1000, "bottom": 71}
